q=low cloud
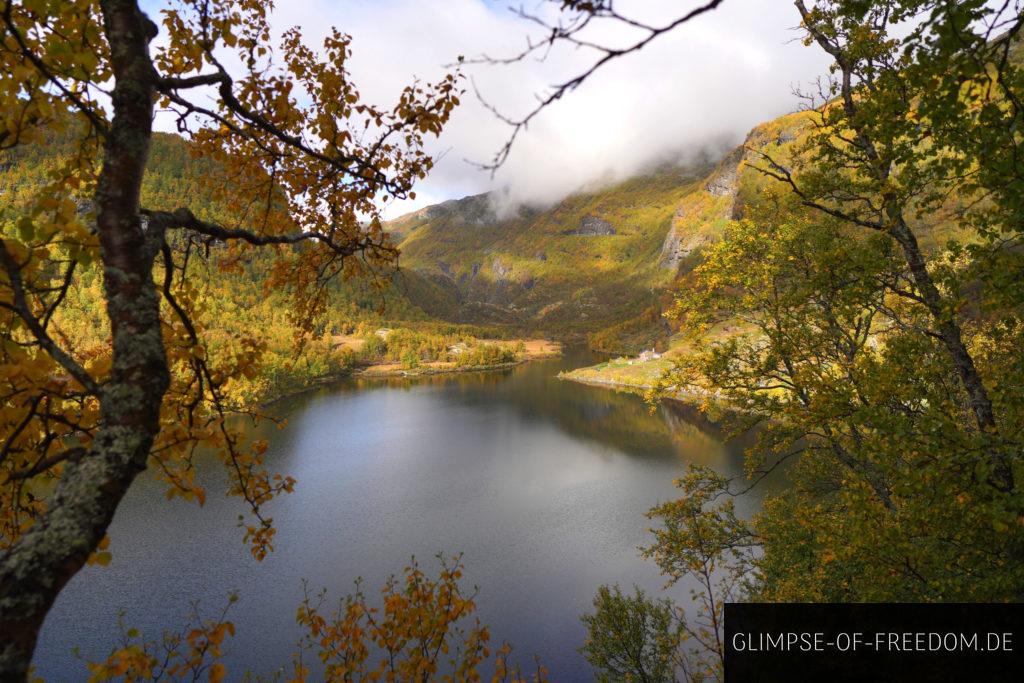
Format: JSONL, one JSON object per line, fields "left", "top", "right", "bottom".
{"left": 158, "top": 1, "right": 832, "bottom": 218}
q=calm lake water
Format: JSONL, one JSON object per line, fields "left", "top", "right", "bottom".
{"left": 34, "top": 350, "right": 752, "bottom": 681}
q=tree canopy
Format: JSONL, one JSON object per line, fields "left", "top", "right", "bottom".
{"left": 0, "top": 0, "right": 459, "bottom": 675}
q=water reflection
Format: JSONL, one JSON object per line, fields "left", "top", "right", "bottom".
{"left": 342, "top": 354, "right": 736, "bottom": 467}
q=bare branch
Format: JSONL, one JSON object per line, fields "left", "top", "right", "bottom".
{"left": 474, "top": 0, "right": 726, "bottom": 171}
{"left": 744, "top": 146, "right": 886, "bottom": 230}
{"left": 5, "top": 446, "right": 86, "bottom": 481}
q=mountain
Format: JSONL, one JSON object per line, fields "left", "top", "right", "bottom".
{"left": 385, "top": 111, "right": 816, "bottom": 349}
{"left": 0, "top": 106, "right": 819, "bottom": 355}
{"left": 388, "top": 155, "right": 726, "bottom": 337}
{"left": 388, "top": 84, "right": 992, "bottom": 354}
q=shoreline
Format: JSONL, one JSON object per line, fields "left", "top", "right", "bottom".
{"left": 354, "top": 358, "right": 526, "bottom": 379}
{"left": 557, "top": 373, "right": 650, "bottom": 394}
{"left": 262, "top": 341, "right": 562, "bottom": 405}
{"left": 558, "top": 367, "right": 725, "bottom": 408}
{"left": 260, "top": 371, "right": 352, "bottom": 407}
{"left": 353, "top": 339, "right": 562, "bottom": 379}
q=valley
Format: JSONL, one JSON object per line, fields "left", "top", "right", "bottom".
{"left": 382, "top": 109, "right": 815, "bottom": 384}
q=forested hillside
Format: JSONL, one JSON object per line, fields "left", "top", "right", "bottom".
{"left": 390, "top": 159, "right": 719, "bottom": 336}
{"left": 390, "top": 80, "right": 1010, "bottom": 354}
{"left": 1, "top": 114, "right": 820, "bottom": 361}
{"left": 0, "top": 128, "right": 460, "bottom": 404}
{"left": 8, "top": 72, "right": 1005, "bottom": 377}
{"left": 381, "top": 113, "right": 784, "bottom": 351}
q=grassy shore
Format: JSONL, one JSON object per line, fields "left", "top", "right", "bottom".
{"left": 560, "top": 319, "right": 755, "bottom": 393}
{"left": 558, "top": 355, "right": 671, "bottom": 393}
{"left": 353, "top": 338, "right": 561, "bottom": 378}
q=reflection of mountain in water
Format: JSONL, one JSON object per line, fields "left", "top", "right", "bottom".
{"left": 344, "top": 351, "right": 742, "bottom": 470}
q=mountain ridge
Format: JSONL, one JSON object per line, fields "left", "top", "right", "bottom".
{"left": 383, "top": 124, "right": 790, "bottom": 348}
{"left": 386, "top": 153, "right": 738, "bottom": 339}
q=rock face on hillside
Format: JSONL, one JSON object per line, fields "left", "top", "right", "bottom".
{"left": 491, "top": 258, "right": 511, "bottom": 281}
{"left": 659, "top": 230, "right": 713, "bottom": 270}
{"left": 563, "top": 215, "right": 616, "bottom": 236}
{"left": 705, "top": 166, "right": 737, "bottom": 197}
{"left": 659, "top": 147, "right": 743, "bottom": 270}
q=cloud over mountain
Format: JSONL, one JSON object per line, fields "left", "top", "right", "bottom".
{"left": 162, "top": 1, "right": 831, "bottom": 217}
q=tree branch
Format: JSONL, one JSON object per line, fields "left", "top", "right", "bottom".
{"left": 0, "top": 239, "right": 100, "bottom": 395}
{"left": 143, "top": 208, "right": 389, "bottom": 258}
{"left": 473, "top": 0, "right": 726, "bottom": 171}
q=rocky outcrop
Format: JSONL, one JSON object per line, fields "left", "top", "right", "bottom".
{"left": 708, "top": 146, "right": 743, "bottom": 206}
{"left": 659, "top": 148, "right": 742, "bottom": 270}
{"left": 491, "top": 258, "right": 511, "bottom": 282}
{"left": 659, "top": 229, "right": 713, "bottom": 270}
{"left": 385, "top": 192, "right": 499, "bottom": 240}
{"left": 563, "top": 214, "right": 616, "bottom": 236}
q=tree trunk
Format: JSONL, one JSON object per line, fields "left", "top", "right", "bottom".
{"left": 888, "top": 215, "right": 1013, "bottom": 492}
{"left": 794, "top": 0, "right": 1014, "bottom": 494}
{"left": 0, "top": 1, "right": 168, "bottom": 677}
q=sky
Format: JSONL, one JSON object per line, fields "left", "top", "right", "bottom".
{"left": 149, "top": 1, "right": 833, "bottom": 218}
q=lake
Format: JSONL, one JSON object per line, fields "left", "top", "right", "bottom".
{"left": 34, "top": 350, "right": 751, "bottom": 681}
